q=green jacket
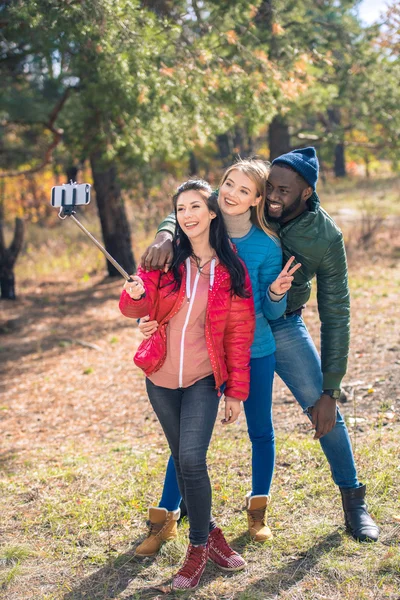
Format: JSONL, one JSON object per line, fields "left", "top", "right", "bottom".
{"left": 273, "top": 191, "right": 350, "bottom": 390}
{"left": 157, "top": 191, "right": 350, "bottom": 390}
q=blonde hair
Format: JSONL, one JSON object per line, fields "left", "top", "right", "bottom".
{"left": 220, "top": 159, "right": 279, "bottom": 241}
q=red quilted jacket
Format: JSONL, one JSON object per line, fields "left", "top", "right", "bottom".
{"left": 119, "top": 262, "right": 255, "bottom": 401}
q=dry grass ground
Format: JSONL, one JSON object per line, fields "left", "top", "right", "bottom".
{"left": 1, "top": 177, "right": 400, "bottom": 599}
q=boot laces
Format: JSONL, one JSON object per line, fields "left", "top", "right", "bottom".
{"left": 248, "top": 507, "right": 266, "bottom": 525}
{"left": 211, "top": 528, "right": 235, "bottom": 556}
{"left": 178, "top": 544, "right": 206, "bottom": 579}
{"left": 147, "top": 521, "right": 164, "bottom": 535}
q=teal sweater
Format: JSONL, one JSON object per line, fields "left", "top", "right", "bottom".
{"left": 231, "top": 226, "right": 286, "bottom": 358}
{"left": 159, "top": 215, "right": 286, "bottom": 358}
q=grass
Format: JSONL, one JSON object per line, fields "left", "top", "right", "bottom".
{"left": 0, "top": 428, "right": 399, "bottom": 599}
{"left": 320, "top": 175, "right": 400, "bottom": 217}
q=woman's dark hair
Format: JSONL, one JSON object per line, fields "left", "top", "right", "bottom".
{"left": 167, "top": 179, "right": 249, "bottom": 298}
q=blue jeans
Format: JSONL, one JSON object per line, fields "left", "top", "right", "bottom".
{"left": 270, "top": 314, "right": 359, "bottom": 489}
{"left": 146, "top": 375, "right": 220, "bottom": 545}
{"left": 159, "top": 354, "right": 276, "bottom": 511}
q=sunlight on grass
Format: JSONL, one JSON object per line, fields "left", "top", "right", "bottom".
{"left": 0, "top": 545, "right": 31, "bottom": 565}
{"left": 0, "top": 429, "right": 399, "bottom": 599}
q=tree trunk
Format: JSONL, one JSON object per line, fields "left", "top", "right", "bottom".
{"left": 0, "top": 213, "right": 24, "bottom": 300}
{"left": 66, "top": 166, "right": 79, "bottom": 184}
{"left": 216, "top": 133, "right": 234, "bottom": 167}
{"left": 89, "top": 153, "right": 135, "bottom": 277}
{"left": 364, "top": 155, "right": 370, "bottom": 179}
{"left": 334, "top": 143, "right": 346, "bottom": 178}
{"left": 268, "top": 115, "right": 290, "bottom": 160}
{"left": 188, "top": 151, "right": 199, "bottom": 176}
{"left": 0, "top": 267, "right": 17, "bottom": 300}
{"left": 327, "top": 108, "right": 347, "bottom": 178}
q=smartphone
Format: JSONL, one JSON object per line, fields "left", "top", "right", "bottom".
{"left": 51, "top": 183, "right": 91, "bottom": 207}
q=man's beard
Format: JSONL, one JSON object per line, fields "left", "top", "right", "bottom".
{"left": 266, "top": 193, "right": 302, "bottom": 223}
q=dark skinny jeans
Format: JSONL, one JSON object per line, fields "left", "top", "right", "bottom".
{"left": 146, "top": 375, "right": 220, "bottom": 545}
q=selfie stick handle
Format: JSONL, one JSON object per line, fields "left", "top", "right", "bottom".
{"left": 70, "top": 215, "right": 132, "bottom": 281}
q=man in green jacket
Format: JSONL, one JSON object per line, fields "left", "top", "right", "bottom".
{"left": 141, "top": 147, "right": 379, "bottom": 542}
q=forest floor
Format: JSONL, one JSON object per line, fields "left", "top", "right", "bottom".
{"left": 1, "top": 177, "right": 400, "bottom": 600}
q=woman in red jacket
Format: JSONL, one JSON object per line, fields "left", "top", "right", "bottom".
{"left": 119, "top": 179, "right": 255, "bottom": 591}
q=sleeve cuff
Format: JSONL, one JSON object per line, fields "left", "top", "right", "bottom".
{"left": 268, "top": 287, "right": 286, "bottom": 302}
{"left": 322, "top": 372, "right": 345, "bottom": 389}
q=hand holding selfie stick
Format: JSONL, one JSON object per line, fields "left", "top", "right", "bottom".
{"left": 51, "top": 182, "right": 133, "bottom": 282}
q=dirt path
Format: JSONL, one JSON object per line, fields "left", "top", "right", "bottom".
{"left": 1, "top": 255, "right": 399, "bottom": 462}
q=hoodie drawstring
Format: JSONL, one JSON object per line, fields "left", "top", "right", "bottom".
{"left": 186, "top": 256, "right": 216, "bottom": 299}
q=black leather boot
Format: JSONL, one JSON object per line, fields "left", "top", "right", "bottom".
{"left": 340, "top": 484, "right": 380, "bottom": 542}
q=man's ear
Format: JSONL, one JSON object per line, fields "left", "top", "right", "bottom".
{"left": 302, "top": 186, "right": 313, "bottom": 202}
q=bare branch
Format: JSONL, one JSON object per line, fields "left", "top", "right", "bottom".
{"left": 0, "top": 87, "right": 73, "bottom": 178}
{"left": 0, "top": 130, "right": 62, "bottom": 178}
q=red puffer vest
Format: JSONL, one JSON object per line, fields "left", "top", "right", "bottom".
{"left": 119, "top": 262, "right": 255, "bottom": 401}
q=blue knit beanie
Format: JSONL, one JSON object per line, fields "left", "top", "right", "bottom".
{"left": 271, "top": 147, "right": 319, "bottom": 190}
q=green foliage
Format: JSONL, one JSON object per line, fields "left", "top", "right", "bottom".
{"left": 1, "top": 0, "right": 399, "bottom": 182}
{"left": 1, "top": 0, "right": 281, "bottom": 175}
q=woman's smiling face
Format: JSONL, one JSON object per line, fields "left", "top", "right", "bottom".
{"left": 176, "top": 190, "right": 216, "bottom": 240}
{"left": 219, "top": 169, "right": 261, "bottom": 217}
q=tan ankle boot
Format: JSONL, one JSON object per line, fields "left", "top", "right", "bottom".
{"left": 135, "top": 507, "right": 180, "bottom": 557}
{"left": 245, "top": 493, "right": 273, "bottom": 541}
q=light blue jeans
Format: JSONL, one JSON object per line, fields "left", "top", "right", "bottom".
{"left": 270, "top": 313, "right": 359, "bottom": 489}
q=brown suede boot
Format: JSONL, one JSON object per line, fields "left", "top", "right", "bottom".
{"left": 135, "top": 507, "right": 180, "bottom": 557}
{"left": 245, "top": 493, "right": 273, "bottom": 542}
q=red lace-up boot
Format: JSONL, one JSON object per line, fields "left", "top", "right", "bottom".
{"left": 172, "top": 543, "right": 208, "bottom": 591}
{"left": 208, "top": 526, "right": 246, "bottom": 571}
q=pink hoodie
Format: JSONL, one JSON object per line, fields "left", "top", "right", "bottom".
{"left": 149, "top": 257, "right": 214, "bottom": 389}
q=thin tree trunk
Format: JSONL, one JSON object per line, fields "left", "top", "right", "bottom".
{"left": 364, "top": 155, "right": 370, "bottom": 179}
{"left": 327, "top": 108, "right": 347, "bottom": 177}
{"left": 66, "top": 166, "right": 79, "bottom": 184}
{"left": 334, "top": 143, "right": 346, "bottom": 178}
{"left": 268, "top": 115, "right": 290, "bottom": 160}
{"left": 216, "top": 133, "right": 234, "bottom": 167}
{"left": 188, "top": 151, "right": 199, "bottom": 176}
{"left": 0, "top": 211, "right": 24, "bottom": 300}
{"left": 259, "top": 0, "right": 291, "bottom": 160}
{"left": 89, "top": 152, "right": 135, "bottom": 277}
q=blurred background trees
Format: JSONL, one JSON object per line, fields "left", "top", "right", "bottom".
{"left": 1, "top": 0, "right": 399, "bottom": 296}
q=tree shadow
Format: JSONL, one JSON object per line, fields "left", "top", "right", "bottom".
{"left": 235, "top": 530, "right": 343, "bottom": 599}
{"left": 0, "top": 276, "right": 134, "bottom": 377}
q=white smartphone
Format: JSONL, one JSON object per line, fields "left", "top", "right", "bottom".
{"left": 51, "top": 183, "right": 91, "bottom": 207}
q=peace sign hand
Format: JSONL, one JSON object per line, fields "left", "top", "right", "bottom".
{"left": 270, "top": 256, "right": 301, "bottom": 296}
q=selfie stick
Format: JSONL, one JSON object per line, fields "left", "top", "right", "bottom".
{"left": 55, "top": 183, "right": 132, "bottom": 282}
{"left": 68, "top": 215, "right": 132, "bottom": 281}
